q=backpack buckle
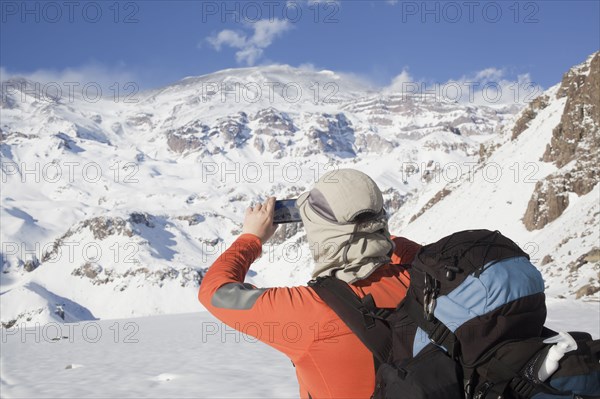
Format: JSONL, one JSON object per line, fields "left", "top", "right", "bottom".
{"left": 423, "top": 274, "right": 440, "bottom": 321}
{"left": 424, "top": 295, "right": 437, "bottom": 322}
{"left": 512, "top": 377, "right": 535, "bottom": 398}
{"left": 361, "top": 309, "right": 376, "bottom": 329}
{"left": 474, "top": 382, "right": 493, "bottom": 399}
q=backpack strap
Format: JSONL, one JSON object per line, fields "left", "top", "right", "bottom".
{"left": 402, "top": 293, "right": 460, "bottom": 358}
{"left": 472, "top": 334, "right": 600, "bottom": 399}
{"left": 308, "top": 276, "right": 393, "bottom": 364}
{"left": 474, "top": 354, "right": 573, "bottom": 399}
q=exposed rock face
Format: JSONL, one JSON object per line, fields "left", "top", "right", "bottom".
{"left": 72, "top": 262, "right": 103, "bottom": 279}
{"left": 1, "top": 308, "right": 44, "bottom": 328}
{"left": 584, "top": 248, "right": 600, "bottom": 263}
{"left": 270, "top": 222, "right": 303, "bottom": 245}
{"left": 304, "top": 113, "right": 356, "bottom": 156}
{"left": 446, "top": 125, "right": 461, "bottom": 135}
{"left": 251, "top": 108, "right": 297, "bottom": 158}
{"left": 252, "top": 108, "right": 296, "bottom": 136}
{"left": 511, "top": 94, "right": 550, "bottom": 139}
{"left": 71, "top": 264, "right": 204, "bottom": 288}
{"left": 523, "top": 178, "right": 570, "bottom": 230}
{"left": 23, "top": 258, "right": 40, "bottom": 272}
{"left": 567, "top": 248, "right": 600, "bottom": 273}
{"left": 410, "top": 188, "right": 452, "bottom": 222}
{"left": 42, "top": 216, "right": 134, "bottom": 262}
{"left": 342, "top": 94, "right": 511, "bottom": 138}
{"left": 267, "top": 137, "right": 289, "bottom": 158}
{"left": 176, "top": 214, "right": 205, "bottom": 226}
{"left": 126, "top": 113, "right": 155, "bottom": 131}
{"left": 524, "top": 52, "right": 600, "bottom": 231}
{"left": 382, "top": 187, "right": 406, "bottom": 214}
{"left": 1, "top": 129, "right": 37, "bottom": 141}
{"left": 422, "top": 139, "right": 470, "bottom": 154}
{"left": 544, "top": 52, "right": 600, "bottom": 168}
{"left": 166, "top": 133, "right": 204, "bottom": 154}
{"left": 575, "top": 284, "right": 600, "bottom": 299}
{"left": 478, "top": 142, "right": 501, "bottom": 162}
{"left": 166, "top": 119, "right": 209, "bottom": 154}
{"left": 253, "top": 136, "right": 265, "bottom": 153}
{"left": 81, "top": 216, "right": 134, "bottom": 240}
{"left": 216, "top": 112, "right": 251, "bottom": 149}
{"left": 540, "top": 255, "right": 553, "bottom": 265}
{"left": 129, "top": 212, "right": 155, "bottom": 228}
{"left": 355, "top": 133, "right": 395, "bottom": 154}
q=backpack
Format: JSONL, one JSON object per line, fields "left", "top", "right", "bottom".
{"left": 308, "top": 229, "right": 600, "bottom": 399}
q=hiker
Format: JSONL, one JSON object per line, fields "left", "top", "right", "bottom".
{"left": 199, "top": 169, "right": 420, "bottom": 398}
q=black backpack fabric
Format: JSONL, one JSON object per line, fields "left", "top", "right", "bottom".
{"left": 308, "top": 229, "right": 600, "bottom": 399}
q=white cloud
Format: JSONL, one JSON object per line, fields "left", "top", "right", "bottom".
{"left": 0, "top": 63, "right": 139, "bottom": 91}
{"left": 252, "top": 19, "right": 290, "bottom": 48}
{"left": 386, "top": 68, "right": 415, "bottom": 92}
{"left": 443, "top": 68, "right": 543, "bottom": 107}
{"left": 297, "top": 62, "right": 317, "bottom": 71}
{"left": 473, "top": 67, "right": 505, "bottom": 81}
{"left": 0, "top": 66, "right": 10, "bottom": 81}
{"left": 205, "top": 19, "right": 293, "bottom": 66}
{"left": 383, "top": 66, "right": 542, "bottom": 107}
{"left": 386, "top": 0, "right": 399, "bottom": 5}
{"left": 235, "top": 47, "right": 264, "bottom": 66}
{"left": 206, "top": 30, "right": 247, "bottom": 50}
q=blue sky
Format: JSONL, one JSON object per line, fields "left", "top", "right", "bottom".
{"left": 1, "top": 0, "right": 599, "bottom": 90}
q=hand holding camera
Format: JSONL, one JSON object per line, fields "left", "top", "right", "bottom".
{"left": 242, "top": 197, "right": 279, "bottom": 244}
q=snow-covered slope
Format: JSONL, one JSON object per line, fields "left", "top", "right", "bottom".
{"left": 390, "top": 52, "right": 600, "bottom": 303}
{"left": 0, "top": 312, "right": 299, "bottom": 398}
{"left": 1, "top": 303, "right": 598, "bottom": 399}
{"left": 1, "top": 53, "right": 598, "bottom": 330}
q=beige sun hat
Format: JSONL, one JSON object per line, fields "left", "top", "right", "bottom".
{"left": 297, "top": 168, "right": 395, "bottom": 284}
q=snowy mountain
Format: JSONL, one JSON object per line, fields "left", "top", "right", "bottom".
{"left": 1, "top": 55, "right": 598, "bottom": 329}
{"left": 390, "top": 52, "right": 600, "bottom": 302}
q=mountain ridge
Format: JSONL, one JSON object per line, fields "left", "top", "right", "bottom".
{"left": 1, "top": 53, "right": 598, "bottom": 327}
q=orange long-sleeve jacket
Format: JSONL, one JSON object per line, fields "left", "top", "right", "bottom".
{"left": 198, "top": 233, "right": 421, "bottom": 399}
